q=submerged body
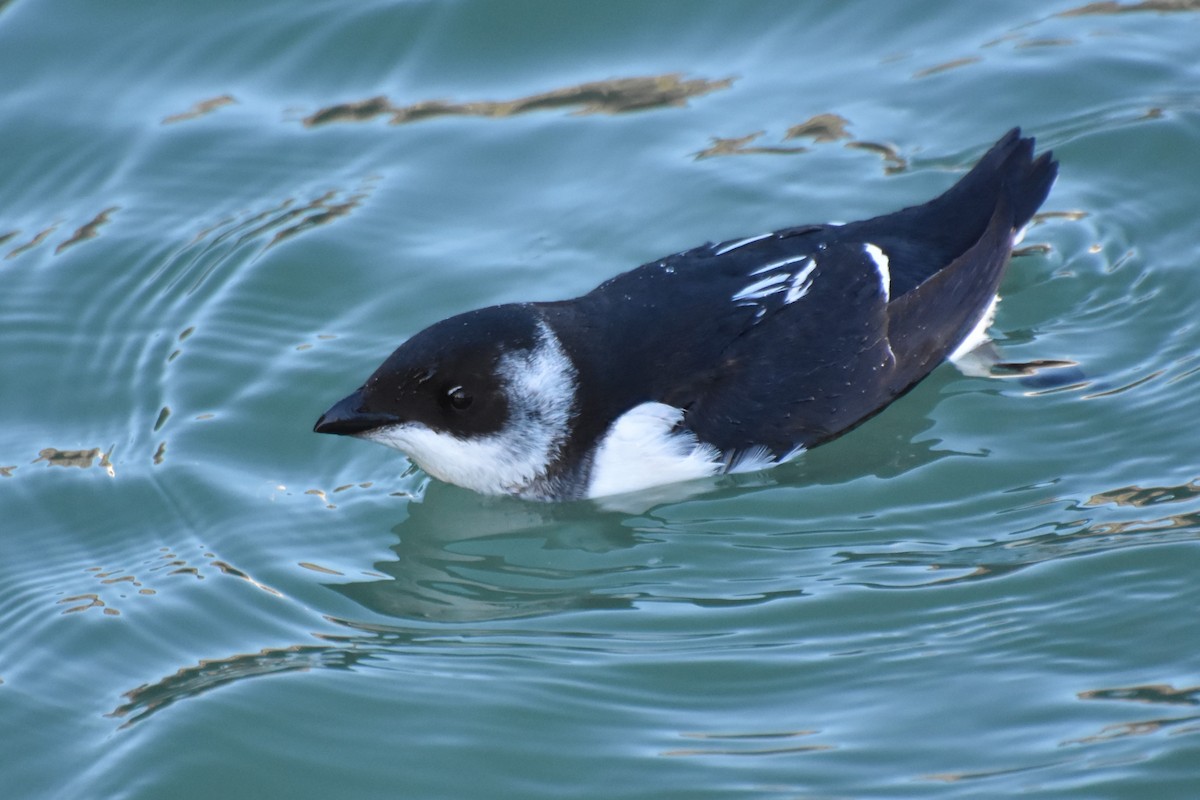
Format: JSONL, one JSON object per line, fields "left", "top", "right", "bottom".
{"left": 315, "top": 129, "right": 1058, "bottom": 500}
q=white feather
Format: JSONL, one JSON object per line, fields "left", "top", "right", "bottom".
{"left": 365, "top": 321, "right": 576, "bottom": 498}
{"left": 748, "top": 254, "right": 811, "bottom": 277}
{"left": 784, "top": 258, "right": 817, "bottom": 304}
{"left": 713, "top": 232, "right": 772, "bottom": 256}
{"left": 586, "top": 403, "right": 723, "bottom": 498}
{"left": 732, "top": 272, "right": 790, "bottom": 301}
{"left": 949, "top": 294, "right": 1000, "bottom": 363}
{"left": 863, "top": 243, "right": 891, "bottom": 301}
{"left": 726, "top": 445, "right": 777, "bottom": 474}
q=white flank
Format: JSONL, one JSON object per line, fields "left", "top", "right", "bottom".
{"left": 713, "top": 232, "right": 772, "bottom": 256}
{"left": 949, "top": 294, "right": 1000, "bottom": 363}
{"left": 366, "top": 321, "right": 577, "bottom": 497}
{"left": 784, "top": 258, "right": 817, "bottom": 304}
{"left": 586, "top": 403, "right": 723, "bottom": 498}
{"left": 863, "top": 243, "right": 891, "bottom": 301}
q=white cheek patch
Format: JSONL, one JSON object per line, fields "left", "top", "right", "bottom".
{"left": 368, "top": 320, "right": 577, "bottom": 498}
{"left": 586, "top": 403, "right": 723, "bottom": 498}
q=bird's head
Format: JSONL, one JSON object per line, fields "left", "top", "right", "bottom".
{"left": 314, "top": 304, "right": 577, "bottom": 497}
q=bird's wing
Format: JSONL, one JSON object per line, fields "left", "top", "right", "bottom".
{"left": 679, "top": 237, "right": 898, "bottom": 456}
{"left": 681, "top": 195, "right": 1017, "bottom": 459}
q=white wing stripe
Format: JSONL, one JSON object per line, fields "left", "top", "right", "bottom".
{"left": 748, "top": 254, "right": 811, "bottom": 276}
{"left": 713, "top": 232, "right": 772, "bottom": 256}
{"left": 863, "top": 243, "right": 891, "bottom": 301}
{"left": 732, "top": 272, "right": 789, "bottom": 301}
{"left": 784, "top": 258, "right": 818, "bottom": 304}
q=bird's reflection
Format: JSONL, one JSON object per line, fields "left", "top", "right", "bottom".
{"left": 326, "top": 337, "right": 1089, "bottom": 622}
{"left": 329, "top": 483, "right": 649, "bottom": 622}
{"left": 109, "top": 359, "right": 1089, "bottom": 728}
{"left": 326, "top": 370, "right": 979, "bottom": 624}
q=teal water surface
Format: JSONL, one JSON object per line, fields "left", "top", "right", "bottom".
{"left": 3, "top": 1, "right": 1200, "bottom": 797}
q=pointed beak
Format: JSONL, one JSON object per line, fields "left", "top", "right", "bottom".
{"left": 314, "top": 390, "right": 400, "bottom": 436}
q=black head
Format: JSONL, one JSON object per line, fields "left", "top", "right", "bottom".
{"left": 314, "top": 304, "right": 545, "bottom": 440}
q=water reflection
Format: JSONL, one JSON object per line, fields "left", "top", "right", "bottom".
{"left": 4, "top": 205, "right": 123, "bottom": 260}
{"left": 110, "top": 475, "right": 1196, "bottom": 729}
{"left": 323, "top": 421, "right": 968, "bottom": 625}
{"left": 33, "top": 446, "right": 115, "bottom": 475}
{"left": 844, "top": 140, "right": 908, "bottom": 173}
{"left": 5, "top": 223, "right": 59, "bottom": 259}
{"left": 1086, "top": 479, "right": 1200, "bottom": 508}
{"left": 692, "top": 111, "right": 908, "bottom": 173}
{"left": 58, "top": 543, "right": 281, "bottom": 619}
{"left": 1014, "top": 37, "right": 1079, "bottom": 49}
{"left": 162, "top": 94, "right": 236, "bottom": 125}
{"left": 1065, "top": 683, "right": 1200, "bottom": 745}
{"left": 152, "top": 179, "right": 374, "bottom": 295}
{"left": 1080, "top": 683, "right": 1200, "bottom": 706}
{"left": 55, "top": 206, "right": 119, "bottom": 254}
{"left": 786, "top": 113, "right": 852, "bottom": 143}
{"left": 1057, "top": 1, "right": 1200, "bottom": 17}
{"left": 329, "top": 487, "right": 644, "bottom": 622}
{"left": 110, "top": 645, "right": 364, "bottom": 728}
{"left": 322, "top": 372, "right": 985, "bottom": 619}
{"left": 693, "top": 132, "right": 807, "bottom": 160}
{"left": 912, "top": 56, "right": 982, "bottom": 79}
{"left": 105, "top": 497, "right": 651, "bottom": 728}
{"left": 662, "top": 729, "right": 834, "bottom": 757}
{"left": 839, "top": 478, "right": 1200, "bottom": 588}
{"left": 106, "top": 481, "right": 797, "bottom": 726}
{"left": 303, "top": 73, "right": 734, "bottom": 128}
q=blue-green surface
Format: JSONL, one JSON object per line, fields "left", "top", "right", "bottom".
{"left": 3, "top": 1, "right": 1200, "bottom": 797}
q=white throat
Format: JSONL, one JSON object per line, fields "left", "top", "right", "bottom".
{"left": 365, "top": 320, "right": 577, "bottom": 498}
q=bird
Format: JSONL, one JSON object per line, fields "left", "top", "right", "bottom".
{"left": 315, "top": 128, "right": 1058, "bottom": 501}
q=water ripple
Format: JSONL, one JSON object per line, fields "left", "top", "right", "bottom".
{"left": 109, "top": 645, "right": 365, "bottom": 728}
{"left": 838, "top": 477, "right": 1200, "bottom": 588}
{"left": 1065, "top": 683, "right": 1200, "bottom": 746}
{"left": 302, "top": 73, "right": 735, "bottom": 128}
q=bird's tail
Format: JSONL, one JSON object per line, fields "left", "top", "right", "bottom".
{"left": 941, "top": 127, "right": 1058, "bottom": 233}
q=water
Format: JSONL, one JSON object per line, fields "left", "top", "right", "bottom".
{"left": 3, "top": 0, "right": 1199, "bottom": 797}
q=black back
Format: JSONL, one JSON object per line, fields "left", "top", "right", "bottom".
{"left": 542, "top": 128, "right": 1058, "bottom": 462}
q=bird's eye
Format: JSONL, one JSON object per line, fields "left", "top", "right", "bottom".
{"left": 446, "top": 386, "right": 473, "bottom": 410}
